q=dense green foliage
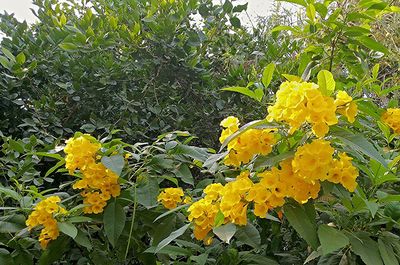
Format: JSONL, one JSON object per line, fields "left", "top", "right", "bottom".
{"left": 1, "top": 0, "right": 400, "bottom": 264}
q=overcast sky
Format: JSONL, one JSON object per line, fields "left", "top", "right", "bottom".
{"left": 0, "top": 0, "right": 277, "bottom": 24}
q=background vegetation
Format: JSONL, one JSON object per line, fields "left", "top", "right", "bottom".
{"left": 1, "top": 0, "right": 399, "bottom": 264}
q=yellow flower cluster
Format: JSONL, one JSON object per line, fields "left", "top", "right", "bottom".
{"left": 382, "top": 108, "right": 400, "bottom": 134}
{"left": 327, "top": 153, "right": 359, "bottom": 192}
{"left": 186, "top": 139, "right": 359, "bottom": 243}
{"left": 292, "top": 139, "right": 359, "bottom": 192}
{"left": 267, "top": 81, "right": 357, "bottom": 137}
{"left": 64, "top": 135, "right": 121, "bottom": 214}
{"left": 157, "top": 187, "right": 185, "bottom": 209}
{"left": 219, "top": 116, "right": 277, "bottom": 167}
{"left": 25, "top": 196, "right": 67, "bottom": 249}
{"left": 248, "top": 159, "right": 320, "bottom": 218}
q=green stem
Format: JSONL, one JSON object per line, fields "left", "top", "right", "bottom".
{"left": 124, "top": 184, "right": 137, "bottom": 259}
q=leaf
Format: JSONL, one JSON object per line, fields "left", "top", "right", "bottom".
{"left": 276, "top": 0, "right": 307, "bottom": 7}
{"left": 235, "top": 223, "right": 261, "bottom": 248}
{"left": 306, "top": 4, "right": 316, "bottom": 22}
{"left": 9, "top": 139, "right": 24, "bottom": 153}
{"left": 214, "top": 210, "right": 225, "bottom": 227}
{"left": 0, "top": 55, "right": 10, "bottom": 69}
{"left": 153, "top": 204, "right": 189, "bottom": 223}
{"left": 2, "top": 47, "right": 15, "bottom": 62}
{"left": 74, "top": 229, "right": 92, "bottom": 250}
{"left": 136, "top": 177, "right": 159, "bottom": 208}
{"left": 213, "top": 223, "right": 236, "bottom": 243}
{"left": 16, "top": 52, "right": 26, "bottom": 65}
{"left": 45, "top": 159, "right": 66, "bottom": 177}
{"left": 349, "top": 233, "right": 383, "bottom": 265}
{"left": 230, "top": 17, "right": 241, "bottom": 28}
{"left": 238, "top": 253, "right": 279, "bottom": 265}
{"left": 174, "top": 164, "right": 194, "bottom": 186}
{"left": 317, "top": 70, "right": 335, "bottom": 96}
{"left": 0, "top": 214, "right": 26, "bottom": 233}
{"left": 101, "top": 155, "right": 124, "bottom": 176}
{"left": 282, "top": 74, "right": 302, "bottom": 82}
{"left": 356, "top": 36, "right": 389, "bottom": 54}
{"left": 378, "top": 239, "right": 398, "bottom": 265}
{"left": 331, "top": 128, "right": 387, "bottom": 167}
{"left": 190, "top": 254, "right": 209, "bottom": 265}
{"left": 283, "top": 201, "right": 319, "bottom": 250}
{"left": 104, "top": 202, "right": 126, "bottom": 247}
{"left": 221, "top": 86, "right": 261, "bottom": 102}
{"left": 80, "top": 123, "right": 96, "bottom": 133}
{"left": 59, "top": 42, "right": 78, "bottom": 51}
{"left": 145, "top": 245, "right": 191, "bottom": 256}
{"left": 0, "top": 187, "right": 22, "bottom": 201}
{"left": 39, "top": 236, "right": 70, "bottom": 265}
{"left": 58, "top": 222, "right": 78, "bottom": 239}
{"left": 372, "top": 64, "right": 380, "bottom": 79}
{"left": 233, "top": 3, "right": 248, "bottom": 13}
{"left": 154, "top": 223, "right": 191, "bottom": 253}
{"left": 253, "top": 151, "right": 295, "bottom": 169}
{"left": 270, "top": 25, "right": 298, "bottom": 33}
{"left": 262, "top": 63, "right": 275, "bottom": 88}
{"left": 318, "top": 225, "right": 349, "bottom": 255}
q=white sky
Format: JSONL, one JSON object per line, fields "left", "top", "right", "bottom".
{"left": 0, "top": 0, "right": 276, "bottom": 24}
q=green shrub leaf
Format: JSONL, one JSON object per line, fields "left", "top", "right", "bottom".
{"left": 318, "top": 225, "right": 349, "bottom": 255}
{"left": 104, "top": 202, "right": 126, "bottom": 247}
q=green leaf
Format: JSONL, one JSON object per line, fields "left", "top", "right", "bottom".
{"left": 16, "top": 52, "right": 26, "bottom": 65}
{"left": 349, "top": 233, "right": 383, "bottom": 265}
{"left": 317, "top": 70, "right": 335, "bottom": 96}
{"left": 80, "top": 123, "right": 96, "bottom": 133}
{"left": 59, "top": 42, "right": 78, "bottom": 51}
{"left": 238, "top": 253, "right": 279, "bottom": 265}
{"left": 190, "top": 254, "right": 209, "bottom": 265}
{"left": 356, "top": 36, "right": 389, "bottom": 54}
{"left": 306, "top": 4, "right": 316, "bottom": 22}
{"left": 45, "top": 159, "right": 66, "bottom": 178}
{"left": 0, "top": 214, "right": 26, "bottom": 233}
{"left": 145, "top": 245, "right": 191, "bottom": 256}
{"left": 101, "top": 155, "right": 124, "bottom": 176}
{"left": 136, "top": 177, "right": 159, "bottom": 208}
{"left": 276, "top": 0, "right": 307, "bottom": 7}
{"left": 39, "top": 236, "right": 70, "bottom": 265}
{"left": 0, "top": 55, "right": 10, "bottom": 69}
{"left": 214, "top": 210, "right": 225, "bottom": 227}
{"left": 331, "top": 128, "right": 388, "bottom": 167}
{"left": 235, "top": 223, "right": 261, "bottom": 248}
{"left": 9, "top": 139, "right": 24, "bottom": 153}
{"left": 74, "top": 229, "right": 92, "bottom": 250}
{"left": 104, "top": 202, "right": 126, "bottom": 247}
{"left": 318, "top": 225, "right": 349, "bottom": 255}
{"left": 2, "top": 47, "right": 15, "bottom": 62}
{"left": 221, "top": 86, "right": 261, "bottom": 102}
{"left": 253, "top": 151, "right": 295, "bottom": 169}
{"left": 174, "top": 164, "right": 194, "bottom": 186}
{"left": 154, "top": 223, "right": 191, "bottom": 253}
{"left": 283, "top": 201, "right": 319, "bottom": 249}
{"left": 0, "top": 187, "right": 22, "bottom": 201}
{"left": 282, "top": 74, "right": 302, "bottom": 82}
{"left": 378, "top": 239, "right": 398, "bottom": 265}
{"left": 153, "top": 204, "right": 189, "bottom": 223}
{"left": 233, "top": 3, "right": 248, "bottom": 13}
{"left": 372, "top": 64, "right": 380, "bottom": 79}
{"left": 213, "top": 223, "right": 236, "bottom": 243}
{"left": 262, "top": 63, "right": 275, "bottom": 88}
{"left": 58, "top": 222, "right": 78, "bottom": 239}
{"left": 230, "top": 17, "right": 241, "bottom": 28}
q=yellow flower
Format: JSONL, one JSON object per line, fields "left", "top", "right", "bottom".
{"left": 157, "top": 187, "right": 184, "bottom": 209}
{"left": 335, "top": 91, "right": 358, "bottom": 123}
{"left": 267, "top": 81, "right": 338, "bottom": 137}
{"left": 64, "top": 135, "right": 100, "bottom": 174}
{"left": 327, "top": 152, "right": 359, "bottom": 192}
{"left": 25, "top": 196, "right": 67, "bottom": 249}
{"left": 382, "top": 108, "right": 400, "bottom": 134}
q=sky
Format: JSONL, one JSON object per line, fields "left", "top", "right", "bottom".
{"left": 0, "top": 0, "right": 277, "bottom": 24}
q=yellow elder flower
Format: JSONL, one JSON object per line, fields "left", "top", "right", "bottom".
{"left": 157, "top": 187, "right": 184, "bottom": 209}
{"left": 188, "top": 198, "right": 219, "bottom": 241}
{"left": 25, "top": 196, "right": 67, "bottom": 249}
{"left": 292, "top": 139, "right": 334, "bottom": 183}
{"left": 327, "top": 153, "right": 359, "bottom": 192}
{"left": 267, "top": 81, "right": 338, "bottom": 137}
{"left": 382, "top": 108, "right": 400, "bottom": 134}
{"left": 64, "top": 135, "right": 101, "bottom": 174}
{"left": 335, "top": 91, "right": 358, "bottom": 123}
